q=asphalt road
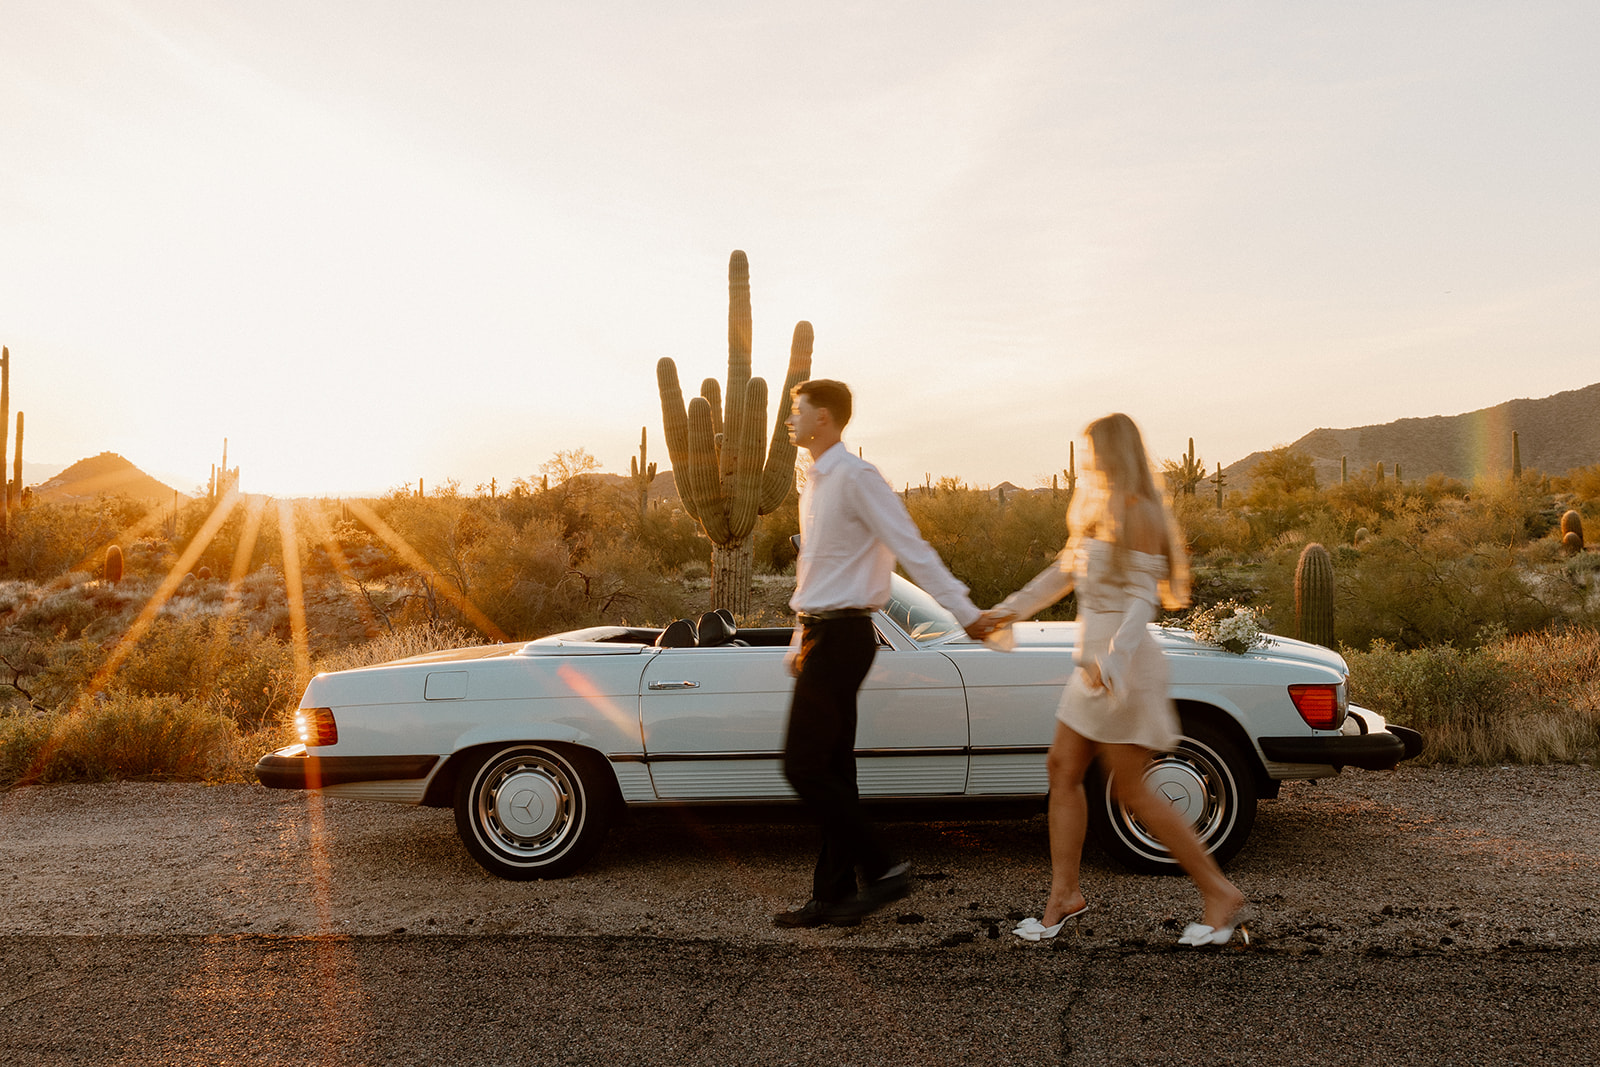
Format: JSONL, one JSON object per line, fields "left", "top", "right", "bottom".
{"left": 3, "top": 935, "right": 1592, "bottom": 1065}
{"left": 3, "top": 765, "right": 1598, "bottom": 1065}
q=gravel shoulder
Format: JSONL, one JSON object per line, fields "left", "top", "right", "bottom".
{"left": 2, "top": 764, "right": 1597, "bottom": 954}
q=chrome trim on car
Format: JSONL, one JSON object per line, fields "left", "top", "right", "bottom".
{"left": 612, "top": 747, "right": 968, "bottom": 763}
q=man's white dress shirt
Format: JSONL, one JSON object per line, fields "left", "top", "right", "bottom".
{"left": 789, "top": 442, "right": 980, "bottom": 627}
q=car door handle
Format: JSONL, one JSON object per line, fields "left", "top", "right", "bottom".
{"left": 648, "top": 681, "right": 700, "bottom": 690}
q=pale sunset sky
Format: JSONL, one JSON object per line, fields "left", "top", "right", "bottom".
{"left": 4, "top": 1, "right": 1597, "bottom": 498}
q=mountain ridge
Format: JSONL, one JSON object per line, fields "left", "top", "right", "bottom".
{"left": 33, "top": 452, "right": 188, "bottom": 506}
{"left": 1219, "top": 381, "right": 1600, "bottom": 490}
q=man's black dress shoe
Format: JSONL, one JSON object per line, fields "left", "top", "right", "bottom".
{"left": 822, "top": 864, "right": 912, "bottom": 924}
{"left": 773, "top": 900, "right": 835, "bottom": 928}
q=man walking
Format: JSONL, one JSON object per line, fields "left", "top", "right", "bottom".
{"left": 775, "top": 379, "right": 991, "bottom": 928}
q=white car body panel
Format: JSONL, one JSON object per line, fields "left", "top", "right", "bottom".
{"left": 261, "top": 576, "right": 1420, "bottom": 877}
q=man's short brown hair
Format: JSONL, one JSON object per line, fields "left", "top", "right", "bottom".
{"left": 792, "top": 379, "right": 852, "bottom": 428}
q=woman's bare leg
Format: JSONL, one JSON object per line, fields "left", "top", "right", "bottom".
{"left": 1042, "top": 722, "right": 1095, "bottom": 925}
{"left": 1097, "top": 742, "right": 1244, "bottom": 928}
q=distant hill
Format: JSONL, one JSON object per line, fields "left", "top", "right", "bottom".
{"left": 33, "top": 452, "right": 188, "bottom": 506}
{"left": 1222, "top": 381, "right": 1600, "bottom": 490}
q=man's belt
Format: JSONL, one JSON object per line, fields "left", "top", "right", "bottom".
{"left": 796, "top": 608, "right": 874, "bottom": 624}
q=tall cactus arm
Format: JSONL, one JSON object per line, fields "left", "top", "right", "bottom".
{"left": 727, "top": 378, "right": 768, "bottom": 540}
{"left": 760, "top": 320, "right": 814, "bottom": 513}
{"left": 657, "top": 358, "right": 701, "bottom": 521}
{"left": 721, "top": 367, "right": 749, "bottom": 503}
{"left": 686, "top": 396, "right": 731, "bottom": 543}
{"left": 700, "top": 378, "right": 724, "bottom": 444}
{"left": 724, "top": 251, "right": 754, "bottom": 484}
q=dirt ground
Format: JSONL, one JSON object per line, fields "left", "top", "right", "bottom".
{"left": 2, "top": 763, "right": 1597, "bottom": 953}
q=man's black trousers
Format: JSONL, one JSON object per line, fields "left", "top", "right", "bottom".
{"left": 782, "top": 615, "right": 895, "bottom": 903}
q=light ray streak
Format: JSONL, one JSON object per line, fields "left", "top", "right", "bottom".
{"left": 342, "top": 498, "right": 508, "bottom": 641}
{"left": 78, "top": 489, "right": 244, "bottom": 704}
{"left": 277, "top": 499, "right": 312, "bottom": 683}
{"left": 296, "top": 502, "right": 380, "bottom": 634}
{"left": 226, "top": 494, "right": 269, "bottom": 594}
{"left": 554, "top": 661, "right": 640, "bottom": 738}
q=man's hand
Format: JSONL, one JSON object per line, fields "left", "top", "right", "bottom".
{"left": 965, "top": 607, "right": 1016, "bottom": 640}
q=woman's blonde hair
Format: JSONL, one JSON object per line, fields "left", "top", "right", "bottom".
{"left": 1065, "top": 412, "right": 1191, "bottom": 609}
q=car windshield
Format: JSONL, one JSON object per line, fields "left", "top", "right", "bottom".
{"left": 883, "top": 575, "right": 966, "bottom": 645}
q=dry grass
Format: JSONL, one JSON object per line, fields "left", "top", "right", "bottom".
{"left": 1346, "top": 628, "right": 1600, "bottom": 764}
{"left": 0, "top": 694, "right": 238, "bottom": 786}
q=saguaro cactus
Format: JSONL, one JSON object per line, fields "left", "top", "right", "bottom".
{"left": 1294, "top": 542, "right": 1335, "bottom": 648}
{"left": 658, "top": 251, "right": 813, "bottom": 614}
{"left": 104, "top": 544, "right": 124, "bottom": 584}
{"left": 1, "top": 346, "right": 9, "bottom": 561}
{"left": 630, "top": 426, "right": 657, "bottom": 522}
{"left": 1173, "top": 437, "right": 1205, "bottom": 497}
{"left": 1512, "top": 431, "right": 1522, "bottom": 479}
{"left": 10, "top": 411, "right": 20, "bottom": 507}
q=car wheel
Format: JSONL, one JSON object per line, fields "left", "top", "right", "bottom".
{"left": 1087, "top": 719, "right": 1258, "bottom": 875}
{"left": 453, "top": 744, "right": 615, "bottom": 880}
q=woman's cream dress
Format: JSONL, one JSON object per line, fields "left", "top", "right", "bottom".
{"left": 997, "top": 538, "right": 1179, "bottom": 751}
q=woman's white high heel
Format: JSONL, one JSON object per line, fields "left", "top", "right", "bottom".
{"left": 1013, "top": 903, "right": 1091, "bottom": 942}
{"left": 1178, "top": 907, "right": 1250, "bottom": 947}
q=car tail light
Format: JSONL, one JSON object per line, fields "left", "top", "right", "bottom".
{"left": 1287, "top": 684, "right": 1347, "bottom": 730}
{"left": 296, "top": 707, "right": 338, "bottom": 747}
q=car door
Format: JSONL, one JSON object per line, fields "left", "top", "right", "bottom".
{"left": 938, "top": 625, "right": 1080, "bottom": 797}
{"left": 638, "top": 628, "right": 969, "bottom": 800}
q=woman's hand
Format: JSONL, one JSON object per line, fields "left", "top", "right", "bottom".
{"left": 1080, "top": 661, "right": 1105, "bottom": 690}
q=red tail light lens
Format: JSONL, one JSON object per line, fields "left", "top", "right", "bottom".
{"left": 1287, "top": 684, "right": 1346, "bottom": 729}
{"left": 295, "top": 707, "right": 338, "bottom": 747}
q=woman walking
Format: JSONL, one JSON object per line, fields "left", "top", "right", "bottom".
{"left": 982, "top": 413, "right": 1244, "bottom": 945}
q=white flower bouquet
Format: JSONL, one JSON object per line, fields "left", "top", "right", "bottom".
{"left": 1183, "top": 600, "right": 1267, "bottom": 654}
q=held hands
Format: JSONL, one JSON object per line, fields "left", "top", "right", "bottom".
{"left": 965, "top": 607, "right": 1018, "bottom": 640}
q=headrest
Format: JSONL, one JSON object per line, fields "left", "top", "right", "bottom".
{"left": 696, "top": 610, "right": 737, "bottom": 647}
{"left": 654, "top": 618, "right": 697, "bottom": 648}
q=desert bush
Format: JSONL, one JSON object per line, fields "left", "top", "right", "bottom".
{"left": 1173, "top": 494, "right": 1254, "bottom": 559}
{"left": 2, "top": 694, "right": 238, "bottom": 786}
{"left": 170, "top": 493, "right": 283, "bottom": 582}
{"left": 5, "top": 496, "right": 151, "bottom": 581}
{"left": 638, "top": 504, "right": 713, "bottom": 572}
{"left": 751, "top": 496, "right": 799, "bottom": 575}
{"left": 908, "top": 486, "right": 1068, "bottom": 611}
{"left": 0, "top": 710, "right": 54, "bottom": 786}
{"left": 314, "top": 619, "right": 485, "bottom": 674}
{"left": 1347, "top": 629, "right": 1600, "bottom": 764}
{"left": 116, "top": 613, "right": 300, "bottom": 730}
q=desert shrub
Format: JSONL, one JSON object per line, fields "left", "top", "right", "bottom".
{"left": 115, "top": 613, "right": 299, "bottom": 730}
{"left": 5, "top": 497, "right": 152, "bottom": 581}
{"left": 908, "top": 486, "right": 1068, "bottom": 611}
{"left": 752, "top": 496, "right": 799, "bottom": 575}
{"left": 1174, "top": 495, "right": 1254, "bottom": 558}
{"left": 0, "top": 710, "right": 53, "bottom": 786}
{"left": 638, "top": 505, "right": 713, "bottom": 572}
{"left": 14, "top": 583, "right": 102, "bottom": 640}
{"left": 1347, "top": 629, "right": 1600, "bottom": 764}
{"left": 169, "top": 493, "right": 284, "bottom": 582}
{"left": 9, "top": 694, "right": 238, "bottom": 785}
{"left": 314, "top": 619, "right": 484, "bottom": 674}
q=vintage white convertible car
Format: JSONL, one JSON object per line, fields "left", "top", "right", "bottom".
{"left": 257, "top": 576, "right": 1421, "bottom": 880}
